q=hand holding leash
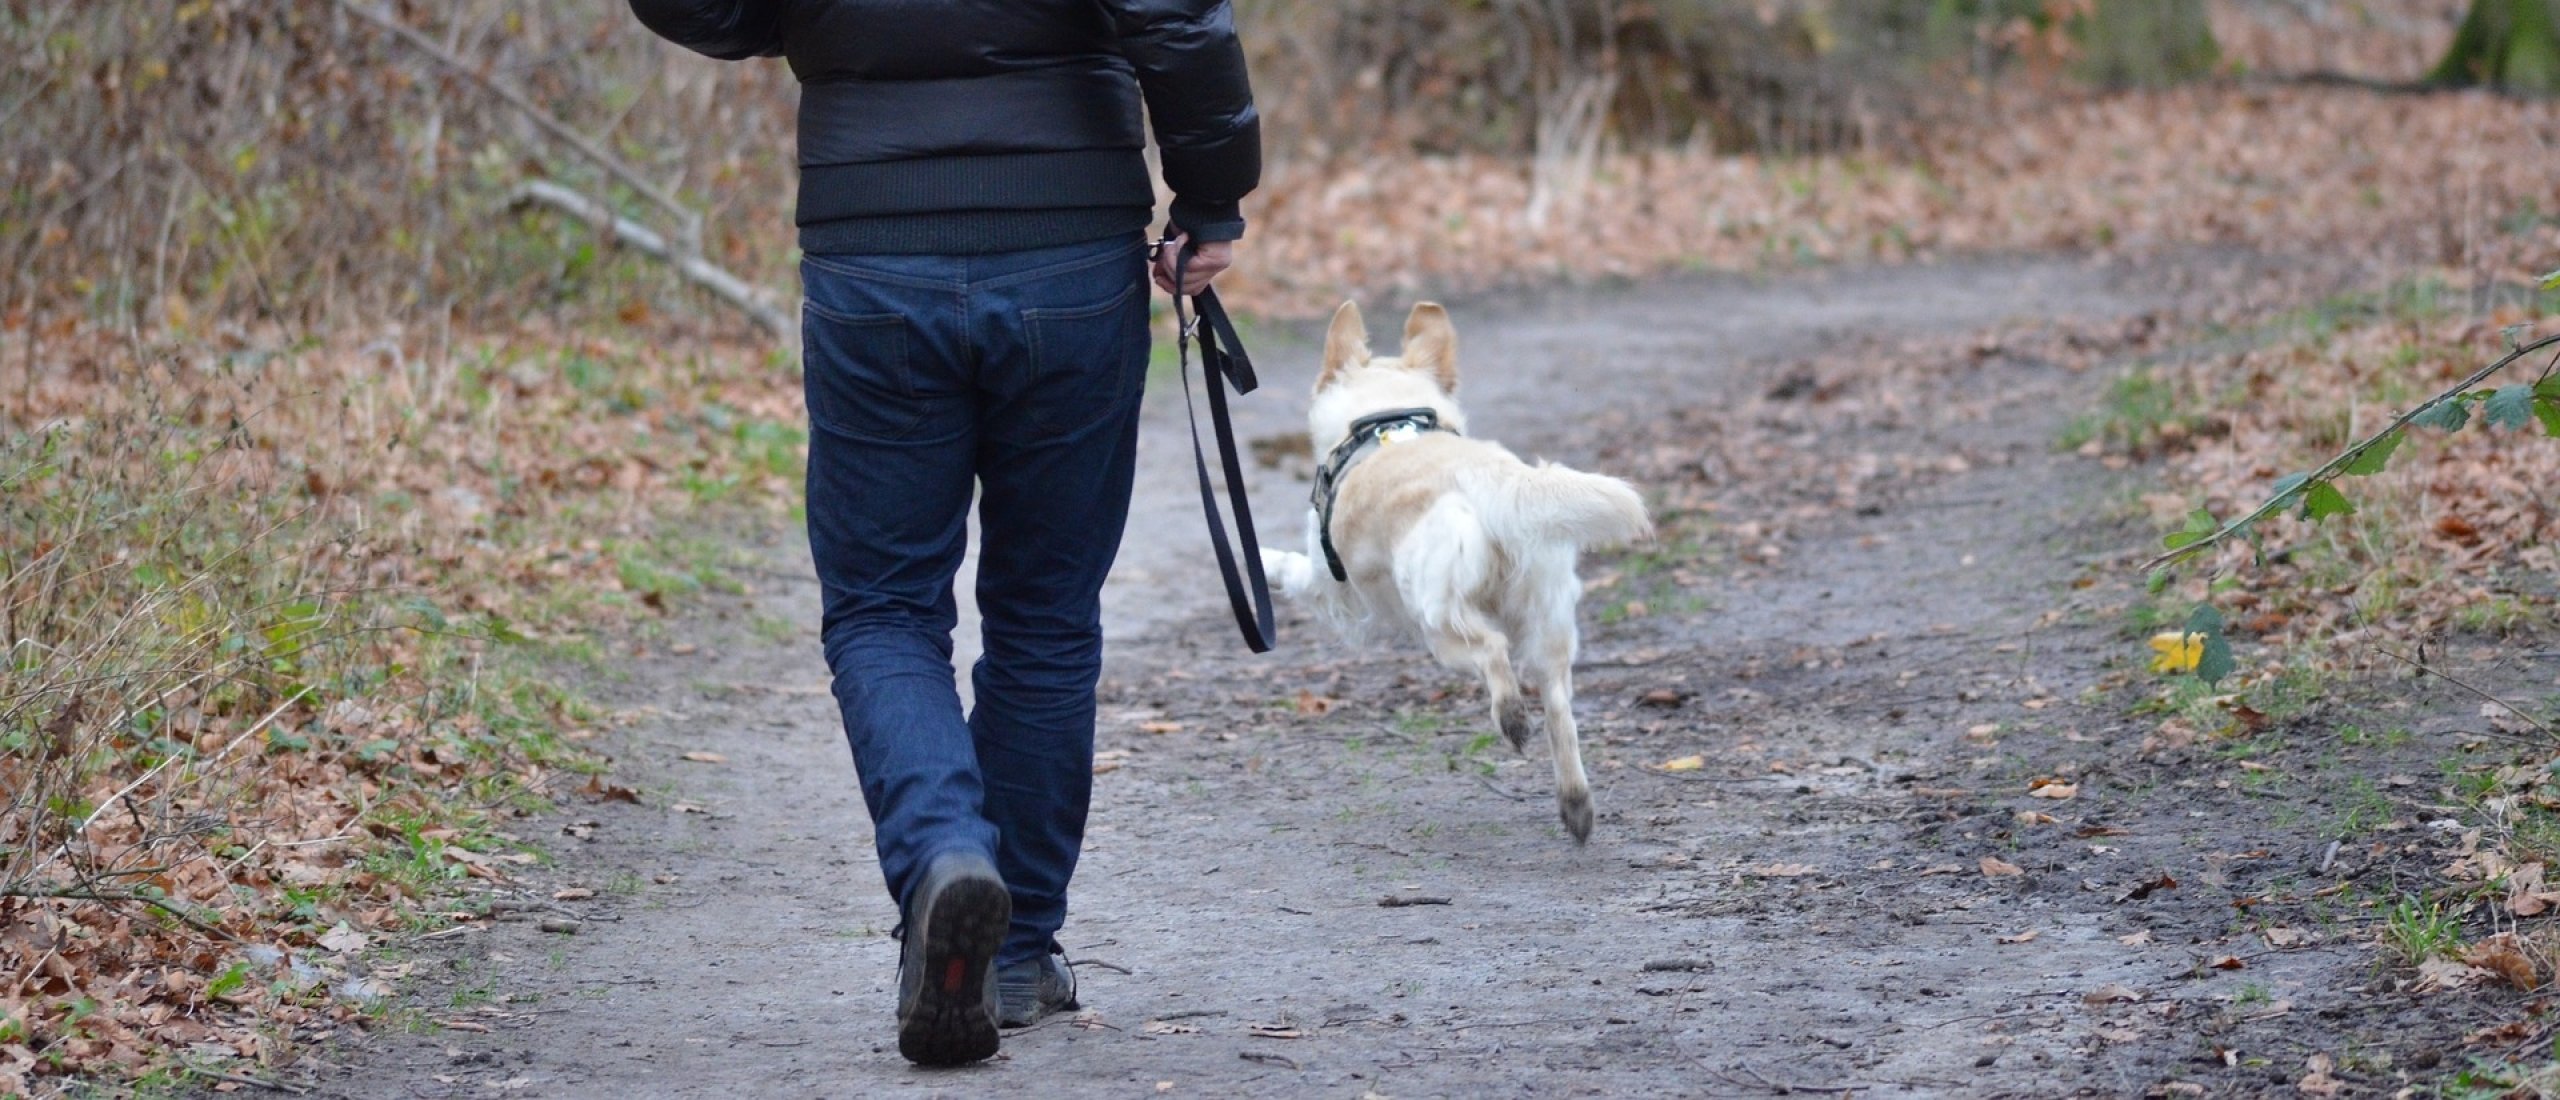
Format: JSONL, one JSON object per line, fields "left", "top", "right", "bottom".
{"left": 1151, "top": 231, "right": 1233, "bottom": 295}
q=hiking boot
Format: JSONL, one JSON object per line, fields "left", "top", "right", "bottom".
{"left": 996, "top": 942, "right": 1079, "bottom": 1028}
{"left": 895, "top": 851, "right": 1010, "bottom": 1066}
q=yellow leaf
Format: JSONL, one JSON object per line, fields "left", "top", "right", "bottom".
{"left": 2147, "top": 631, "right": 2203, "bottom": 674}
{"left": 1657, "top": 754, "right": 1705, "bottom": 772}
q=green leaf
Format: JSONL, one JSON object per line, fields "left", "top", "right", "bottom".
{"left": 2339, "top": 429, "right": 2403, "bottom": 476}
{"left": 2184, "top": 604, "right": 2234, "bottom": 687}
{"left": 2162, "top": 506, "right": 2219, "bottom": 550}
{"left": 2409, "top": 397, "right": 2470, "bottom": 433}
{"left": 2301, "top": 482, "right": 2355, "bottom": 522}
{"left": 2195, "top": 632, "right": 2235, "bottom": 688}
{"left": 2537, "top": 394, "right": 2560, "bottom": 439}
{"left": 2145, "top": 568, "right": 2172, "bottom": 594}
{"left": 2267, "top": 471, "right": 2312, "bottom": 511}
{"left": 2541, "top": 268, "right": 2560, "bottom": 291}
{"left": 2484, "top": 383, "right": 2537, "bottom": 430}
{"left": 2185, "top": 603, "right": 2225, "bottom": 637}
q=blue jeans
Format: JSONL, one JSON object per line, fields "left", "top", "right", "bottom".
{"left": 800, "top": 234, "right": 1151, "bottom": 965}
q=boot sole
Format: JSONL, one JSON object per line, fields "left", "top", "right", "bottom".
{"left": 897, "top": 871, "right": 1010, "bottom": 1066}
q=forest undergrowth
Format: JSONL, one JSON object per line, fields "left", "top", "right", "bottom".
{"left": 5, "top": 0, "right": 2559, "bottom": 1090}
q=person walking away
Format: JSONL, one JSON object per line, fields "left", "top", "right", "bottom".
{"left": 624, "top": 0, "right": 1260, "bottom": 1067}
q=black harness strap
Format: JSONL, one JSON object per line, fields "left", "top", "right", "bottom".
{"left": 1310, "top": 407, "right": 1455, "bottom": 582}
{"left": 1169, "top": 243, "right": 1278, "bottom": 653}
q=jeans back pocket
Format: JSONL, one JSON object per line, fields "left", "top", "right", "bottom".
{"left": 803, "top": 301, "right": 922, "bottom": 443}
{"left": 1020, "top": 278, "right": 1147, "bottom": 443}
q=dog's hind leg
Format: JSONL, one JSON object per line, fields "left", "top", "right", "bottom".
{"left": 1520, "top": 558, "right": 1593, "bottom": 843}
{"left": 1398, "top": 501, "right": 1532, "bottom": 752}
{"left": 1418, "top": 603, "right": 1529, "bottom": 754}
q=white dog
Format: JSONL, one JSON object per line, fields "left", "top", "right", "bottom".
{"left": 1262, "top": 301, "right": 1652, "bottom": 842}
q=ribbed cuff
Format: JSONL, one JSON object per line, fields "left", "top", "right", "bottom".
{"left": 1168, "top": 197, "right": 1245, "bottom": 242}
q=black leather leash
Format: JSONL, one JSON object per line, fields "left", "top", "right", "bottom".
{"left": 1166, "top": 239, "right": 1277, "bottom": 653}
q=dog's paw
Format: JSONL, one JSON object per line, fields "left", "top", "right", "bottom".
{"left": 1498, "top": 697, "right": 1532, "bottom": 753}
{"left": 1559, "top": 792, "right": 1594, "bottom": 845}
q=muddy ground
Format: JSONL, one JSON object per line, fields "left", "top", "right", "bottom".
{"left": 277, "top": 254, "right": 2560, "bottom": 1098}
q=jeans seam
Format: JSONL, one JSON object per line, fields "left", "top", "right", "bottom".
{"left": 969, "top": 237, "right": 1146, "bottom": 292}
{"left": 801, "top": 252, "right": 961, "bottom": 291}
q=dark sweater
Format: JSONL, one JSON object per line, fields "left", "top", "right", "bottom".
{"left": 626, "top": 0, "right": 1261, "bottom": 255}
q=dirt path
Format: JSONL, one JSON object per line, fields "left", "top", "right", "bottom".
{"left": 305, "top": 255, "right": 2431, "bottom": 1098}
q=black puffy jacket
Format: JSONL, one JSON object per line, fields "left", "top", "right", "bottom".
{"left": 627, "top": 0, "right": 1260, "bottom": 255}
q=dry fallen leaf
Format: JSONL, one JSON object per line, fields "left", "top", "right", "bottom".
{"left": 1657, "top": 755, "right": 1706, "bottom": 772}
{"left": 2297, "top": 1053, "right": 2343, "bottom": 1098}
{"left": 680, "top": 751, "right": 727, "bottom": 764}
{"left": 1143, "top": 1020, "right": 1200, "bottom": 1036}
{"left": 2118, "top": 929, "right": 2154, "bottom": 946}
{"left": 2082, "top": 983, "right": 2141, "bottom": 1006}
{"left": 553, "top": 888, "right": 596, "bottom": 901}
{"left": 1754, "top": 862, "right": 1817, "bottom": 878}
{"left": 582, "top": 776, "right": 642, "bottom": 804}
{"left": 318, "top": 922, "right": 368, "bottom": 954}
{"left": 2464, "top": 933, "right": 2541, "bottom": 992}
{"left": 2261, "top": 927, "right": 2304, "bottom": 948}
{"left": 2207, "top": 955, "right": 2246, "bottom": 971}
{"left": 2028, "top": 777, "right": 2078, "bottom": 800}
{"left": 1997, "top": 929, "right": 2039, "bottom": 944}
{"left": 2415, "top": 957, "right": 2491, "bottom": 993}
{"left": 1980, "top": 856, "right": 2024, "bottom": 878}
{"left": 2483, "top": 701, "right": 2538, "bottom": 735}
{"left": 1139, "top": 720, "right": 1184, "bottom": 735}
{"left": 2014, "top": 811, "right": 2057, "bottom": 826}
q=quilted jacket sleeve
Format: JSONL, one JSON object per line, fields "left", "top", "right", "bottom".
{"left": 1101, "top": 0, "right": 1262, "bottom": 241}
{"left": 627, "top": 0, "right": 785, "bottom": 61}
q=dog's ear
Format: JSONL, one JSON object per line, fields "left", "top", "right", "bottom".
{"left": 1401, "top": 302, "right": 1458, "bottom": 393}
{"left": 1319, "top": 300, "right": 1370, "bottom": 390}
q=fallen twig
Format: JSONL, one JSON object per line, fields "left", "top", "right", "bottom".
{"left": 4, "top": 883, "right": 238, "bottom": 942}
{"left": 341, "top": 2, "right": 793, "bottom": 340}
{"left": 187, "top": 1068, "right": 310, "bottom": 1095}
{"left": 509, "top": 181, "right": 791, "bottom": 339}
{"left": 1239, "top": 1050, "right": 1301, "bottom": 1071}
{"left": 1377, "top": 895, "right": 1451, "bottom": 908}
{"left": 2370, "top": 645, "right": 2554, "bottom": 739}
{"left": 1728, "top": 1062, "right": 1873, "bottom": 1095}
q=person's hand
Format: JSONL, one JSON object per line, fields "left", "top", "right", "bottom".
{"left": 1152, "top": 233, "right": 1234, "bottom": 296}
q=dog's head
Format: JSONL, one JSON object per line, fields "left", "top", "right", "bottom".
{"left": 1308, "top": 300, "right": 1467, "bottom": 451}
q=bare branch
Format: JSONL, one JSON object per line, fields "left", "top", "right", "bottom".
{"left": 2141, "top": 331, "right": 2560, "bottom": 573}
{"left": 333, "top": 1, "right": 703, "bottom": 250}
{"left": 510, "top": 181, "right": 793, "bottom": 341}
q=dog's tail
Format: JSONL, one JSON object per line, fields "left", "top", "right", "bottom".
{"left": 1464, "top": 461, "right": 1653, "bottom": 552}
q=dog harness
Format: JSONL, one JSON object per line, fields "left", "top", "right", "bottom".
{"left": 1311, "top": 407, "right": 1457, "bottom": 582}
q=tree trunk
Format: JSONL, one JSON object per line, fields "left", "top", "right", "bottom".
{"left": 2430, "top": 0, "right": 2560, "bottom": 95}
{"left": 2072, "top": 0, "right": 2219, "bottom": 87}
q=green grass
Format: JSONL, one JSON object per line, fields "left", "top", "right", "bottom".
{"left": 2380, "top": 896, "right": 2465, "bottom": 966}
{"left": 2058, "top": 365, "right": 2216, "bottom": 454}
